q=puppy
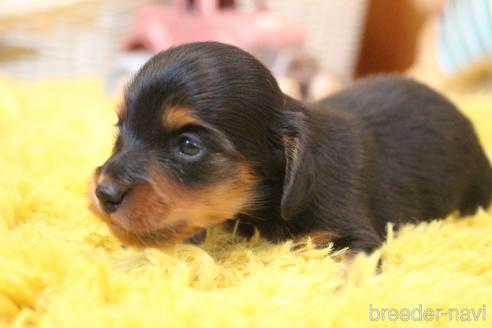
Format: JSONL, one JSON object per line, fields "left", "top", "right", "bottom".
{"left": 90, "top": 42, "right": 492, "bottom": 252}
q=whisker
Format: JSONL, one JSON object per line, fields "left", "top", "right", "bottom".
{"left": 237, "top": 211, "right": 268, "bottom": 222}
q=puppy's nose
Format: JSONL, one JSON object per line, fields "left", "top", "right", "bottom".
{"left": 95, "top": 182, "right": 128, "bottom": 213}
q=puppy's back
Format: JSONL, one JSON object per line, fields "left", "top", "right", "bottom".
{"left": 318, "top": 76, "right": 492, "bottom": 228}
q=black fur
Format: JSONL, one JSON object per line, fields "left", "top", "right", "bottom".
{"left": 110, "top": 42, "right": 492, "bottom": 252}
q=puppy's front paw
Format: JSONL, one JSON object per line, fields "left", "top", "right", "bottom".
{"left": 186, "top": 229, "right": 207, "bottom": 245}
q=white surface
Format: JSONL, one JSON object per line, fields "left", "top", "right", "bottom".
{"left": 0, "top": 0, "right": 83, "bottom": 16}
{"left": 241, "top": 0, "right": 368, "bottom": 81}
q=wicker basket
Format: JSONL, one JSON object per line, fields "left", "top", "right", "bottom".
{"left": 0, "top": 0, "right": 152, "bottom": 79}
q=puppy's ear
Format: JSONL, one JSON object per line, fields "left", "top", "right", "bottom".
{"left": 278, "top": 99, "right": 317, "bottom": 220}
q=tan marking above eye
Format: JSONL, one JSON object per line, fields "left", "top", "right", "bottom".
{"left": 115, "top": 101, "right": 125, "bottom": 122}
{"left": 162, "top": 106, "right": 202, "bottom": 131}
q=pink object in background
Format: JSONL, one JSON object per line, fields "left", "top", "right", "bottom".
{"left": 122, "top": 0, "right": 305, "bottom": 54}
{"left": 110, "top": 0, "right": 336, "bottom": 100}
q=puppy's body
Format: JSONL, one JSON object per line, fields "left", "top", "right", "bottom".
{"left": 232, "top": 76, "right": 492, "bottom": 251}
{"left": 91, "top": 42, "right": 492, "bottom": 252}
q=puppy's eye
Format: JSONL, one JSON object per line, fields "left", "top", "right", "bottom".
{"left": 178, "top": 136, "right": 201, "bottom": 157}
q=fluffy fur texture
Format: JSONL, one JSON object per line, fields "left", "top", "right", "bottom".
{"left": 0, "top": 78, "right": 491, "bottom": 327}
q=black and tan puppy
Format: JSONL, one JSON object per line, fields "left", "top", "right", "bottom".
{"left": 90, "top": 42, "right": 492, "bottom": 252}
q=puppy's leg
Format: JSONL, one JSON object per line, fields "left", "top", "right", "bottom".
{"left": 222, "top": 218, "right": 256, "bottom": 239}
{"left": 332, "top": 227, "right": 382, "bottom": 254}
{"left": 460, "top": 168, "right": 492, "bottom": 215}
{"left": 186, "top": 229, "right": 207, "bottom": 245}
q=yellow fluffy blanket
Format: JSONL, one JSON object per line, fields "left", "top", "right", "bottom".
{"left": 1, "top": 79, "right": 491, "bottom": 327}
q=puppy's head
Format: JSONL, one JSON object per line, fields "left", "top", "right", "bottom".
{"left": 89, "top": 42, "right": 313, "bottom": 247}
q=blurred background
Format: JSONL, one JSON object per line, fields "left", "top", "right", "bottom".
{"left": 0, "top": 0, "right": 491, "bottom": 100}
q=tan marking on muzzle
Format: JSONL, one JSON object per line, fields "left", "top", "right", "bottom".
{"left": 149, "top": 163, "right": 258, "bottom": 228}
{"left": 89, "top": 161, "right": 258, "bottom": 247}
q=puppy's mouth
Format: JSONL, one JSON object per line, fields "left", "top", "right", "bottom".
{"left": 107, "top": 219, "right": 202, "bottom": 247}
